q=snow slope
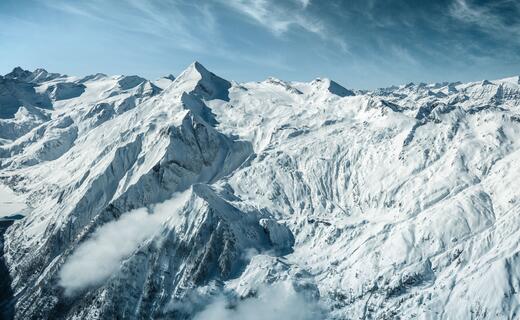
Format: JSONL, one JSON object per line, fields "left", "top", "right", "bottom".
{"left": 1, "top": 64, "right": 520, "bottom": 319}
{"left": 0, "top": 185, "right": 26, "bottom": 217}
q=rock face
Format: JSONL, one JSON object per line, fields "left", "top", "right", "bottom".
{"left": 0, "top": 77, "right": 52, "bottom": 119}
{"left": 1, "top": 63, "right": 520, "bottom": 319}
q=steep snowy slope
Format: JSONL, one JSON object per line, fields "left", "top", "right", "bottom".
{"left": 1, "top": 64, "right": 520, "bottom": 319}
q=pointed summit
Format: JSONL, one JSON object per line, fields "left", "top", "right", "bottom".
{"left": 173, "top": 61, "right": 231, "bottom": 101}
{"left": 328, "top": 79, "right": 355, "bottom": 97}
{"left": 311, "top": 78, "right": 354, "bottom": 97}
{"left": 117, "top": 75, "right": 146, "bottom": 90}
{"left": 189, "top": 60, "right": 208, "bottom": 73}
{"left": 79, "top": 73, "right": 107, "bottom": 83}
{"left": 30, "top": 68, "right": 62, "bottom": 83}
{"left": 4, "top": 67, "right": 62, "bottom": 83}
{"left": 5, "top": 67, "right": 32, "bottom": 81}
{"left": 176, "top": 61, "right": 212, "bottom": 82}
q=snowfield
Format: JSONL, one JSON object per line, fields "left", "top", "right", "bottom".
{"left": 1, "top": 62, "right": 520, "bottom": 319}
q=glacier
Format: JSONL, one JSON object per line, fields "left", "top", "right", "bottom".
{"left": 1, "top": 62, "right": 520, "bottom": 319}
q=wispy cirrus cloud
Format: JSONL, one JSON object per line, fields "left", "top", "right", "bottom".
{"left": 38, "top": 0, "right": 302, "bottom": 70}
{"left": 217, "top": 0, "right": 349, "bottom": 52}
{"left": 297, "top": 0, "right": 311, "bottom": 9}
{"left": 219, "top": 0, "right": 319, "bottom": 35}
{"left": 41, "top": 0, "right": 213, "bottom": 52}
{"left": 4, "top": 0, "right": 519, "bottom": 88}
{"left": 449, "top": 0, "right": 520, "bottom": 39}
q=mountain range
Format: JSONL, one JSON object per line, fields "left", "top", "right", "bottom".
{"left": 1, "top": 62, "right": 520, "bottom": 319}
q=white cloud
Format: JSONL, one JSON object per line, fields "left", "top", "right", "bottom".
{"left": 193, "top": 282, "right": 323, "bottom": 320}
{"left": 59, "top": 191, "right": 191, "bottom": 296}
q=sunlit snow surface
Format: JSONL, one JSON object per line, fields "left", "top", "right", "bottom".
{"left": 1, "top": 65, "right": 520, "bottom": 319}
{"left": 0, "top": 185, "right": 26, "bottom": 217}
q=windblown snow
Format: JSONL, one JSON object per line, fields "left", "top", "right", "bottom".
{"left": 1, "top": 63, "right": 520, "bottom": 319}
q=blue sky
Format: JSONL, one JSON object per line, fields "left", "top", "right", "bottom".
{"left": 1, "top": 0, "right": 519, "bottom": 89}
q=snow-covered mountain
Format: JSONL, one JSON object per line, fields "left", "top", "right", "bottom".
{"left": 1, "top": 62, "right": 520, "bottom": 319}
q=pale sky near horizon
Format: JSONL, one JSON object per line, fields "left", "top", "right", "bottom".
{"left": 1, "top": 0, "right": 519, "bottom": 89}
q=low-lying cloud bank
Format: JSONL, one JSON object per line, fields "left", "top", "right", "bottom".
{"left": 59, "top": 191, "right": 190, "bottom": 296}
{"left": 193, "top": 282, "right": 324, "bottom": 320}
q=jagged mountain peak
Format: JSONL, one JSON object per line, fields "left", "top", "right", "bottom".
{"left": 2, "top": 67, "right": 520, "bottom": 320}
{"left": 4, "top": 66, "right": 63, "bottom": 83}
{"left": 78, "top": 73, "right": 108, "bottom": 83}
{"left": 175, "top": 61, "right": 217, "bottom": 84}
{"left": 170, "top": 61, "right": 231, "bottom": 101}
{"left": 188, "top": 60, "right": 209, "bottom": 74}
{"left": 116, "top": 75, "right": 147, "bottom": 90}
{"left": 310, "top": 77, "right": 354, "bottom": 97}
{"left": 4, "top": 66, "right": 32, "bottom": 80}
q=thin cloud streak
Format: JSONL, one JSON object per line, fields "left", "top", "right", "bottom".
{"left": 3, "top": 0, "right": 520, "bottom": 88}
{"left": 39, "top": 0, "right": 298, "bottom": 71}
{"left": 218, "top": 0, "right": 349, "bottom": 52}
{"left": 43, "top": 0, "right": 209, "bottom": 52}
{"left": 450, "top": 0, "right": 520, "bottom": 39}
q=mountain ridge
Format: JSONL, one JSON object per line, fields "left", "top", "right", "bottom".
{"left": 1, "top": 62, "right": 520, "bottom": 319}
